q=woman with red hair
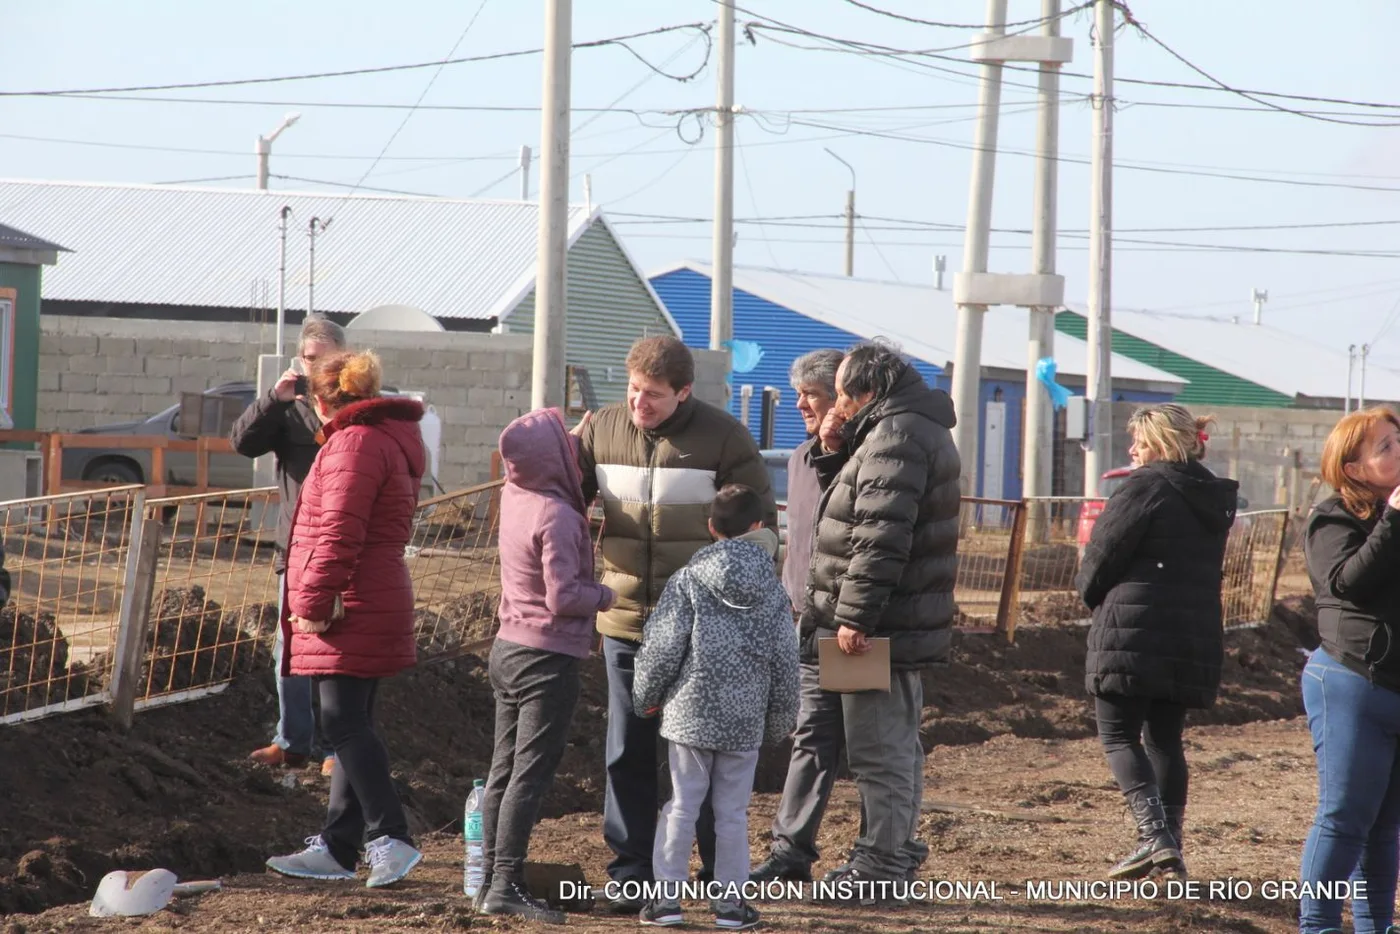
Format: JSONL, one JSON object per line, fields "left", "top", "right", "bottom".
{"left": 264, "top": 350, "right": 427, "bottom": 890}
{"left": 1300, "top": 406, "right": 1400, "bottom": 934}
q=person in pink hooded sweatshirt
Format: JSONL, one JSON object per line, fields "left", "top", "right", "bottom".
{"left": 477, "top": 408, "right": 615, "bottom": 924}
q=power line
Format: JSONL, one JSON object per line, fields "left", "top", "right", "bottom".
{"left": 858, "top": 216, "right": 902, "bottom": 282}
{"left": 2, "top": 23, "right": 712, "bottom": 97}
{"left": 272, "top": 174, "right": 444, "bottom": 198}
{"left": 735, "top": 125, "right": 781, "bottom": 267}
{"left": 781, "top": 117, "right": 1400, "bottom": 193}
{"left": 839, "top": 0, "right": 1092, "bottom": 30}
{"left": 735, "top": 4, "right": 1400, "bottom": 117}
{"left": 1113, "top": 2, "right": 1400, "bottom": 127}
{"left": 342, "top": 0, "right": 493, "bottom": 197}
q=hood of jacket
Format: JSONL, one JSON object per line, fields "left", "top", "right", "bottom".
{"left": 848, "top": 363, "right": 957, "bottom": 445}
{"left": 1146, "top": 459, "right": 1239, "bottom": 533}
{"left": 688, "top": 537, "right": 781, "bottom": 611}
{"left": 323, "top": 396, "right": 427, "bottom": 478}
{"left": 499, "top": 408, "right": 587, "bottom": 515}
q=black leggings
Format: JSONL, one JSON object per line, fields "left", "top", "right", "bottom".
{"left": 317, "top": 675, "right": 413, "bottom": 870}
{"left": 1094, "top": 694, "right": 1188, "bottom": 809}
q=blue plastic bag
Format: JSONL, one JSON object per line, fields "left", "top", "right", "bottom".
{"left": 723, "top": 339, "right": 765, "bottom": 373}
{"left": 1035, "top": 357, "right": 1073, "bottom": 411}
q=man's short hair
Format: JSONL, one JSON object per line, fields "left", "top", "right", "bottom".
{"left": 626, "top": 336, "right": 694, "bottom": 391}
{"left": 710, "top": 484, "right": 764, "bottom": 539}
{"left": 789, "top": 348, "right": 843, "bottom": 399}
{"left": 299, "top": 315, "right": 347, "bottom": 353}
{"left": 840, "top": 338, "right": 909, "bottom": 402}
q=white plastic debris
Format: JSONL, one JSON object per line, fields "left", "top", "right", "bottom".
{"left": 89, "top": 868, "right": 178, "bottom": 917}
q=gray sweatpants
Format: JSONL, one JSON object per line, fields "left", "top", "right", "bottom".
{"left": 843, "top": 669, "right": 927, "bottom": 879}
{"left": 653, "top": 742, "right": 761, "bottom": 890}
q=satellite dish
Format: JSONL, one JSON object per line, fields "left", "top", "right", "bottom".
{"left": 348, "top": 304, "right": 445, "bottom": 332}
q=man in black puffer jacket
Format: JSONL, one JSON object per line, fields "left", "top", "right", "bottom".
{"left": 800, "top": 341, "right": 960, "bottom": 889}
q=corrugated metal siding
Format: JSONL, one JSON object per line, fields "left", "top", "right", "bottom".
{"left": 652, "top": 269, "right": 1013, "bottom": 482}
{"left": 1055, "top": 311, "right": 1293, "bottom": 408}
{"left": 0, "top": 179, "right": 586, "bottom": 319}
{"left": 506, "top": 224, "right": 676, "bottom": 406}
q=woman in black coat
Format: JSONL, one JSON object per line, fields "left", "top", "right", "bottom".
{"left": 1297, "top": 407, "right": 1400, "bottom": 934}
{"left": 1075, "top": 403, "right": 1239, "bottom": 882}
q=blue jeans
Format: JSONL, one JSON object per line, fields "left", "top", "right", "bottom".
{"left": 272, "top": 573, "right": 329, "bottom": 760}
{"left": 602, "top": 635, "right": 715, "bottom": 884}
{"left": 1299, "top": 649, "right": 1400, "bottom": 933}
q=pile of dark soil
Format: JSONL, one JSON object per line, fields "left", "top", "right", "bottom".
{"left": 413, "top": 592, "right": 499, "bottom": 656}
{"left": 0, "top": 606, "right": 99, "bottom": 715}
{"left": 928, "top": 603, "right": 1312, "bottom": 746}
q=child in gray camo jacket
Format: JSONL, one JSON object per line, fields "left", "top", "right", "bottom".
{"left": 633, "top": 484, "right": 800, "bottom": 930}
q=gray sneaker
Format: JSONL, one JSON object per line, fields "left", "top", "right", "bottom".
{"left": 266, "top": 836, "right": 356, "bottom": 881}
{"left": 365, "top": 836, "right": 422, "bottom": 888}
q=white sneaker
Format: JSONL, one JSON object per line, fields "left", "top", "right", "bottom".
{"left": 266, "top": 836, "right": 356, "bottom": 881}
{"left": 364, "top": 836, "right": 422, "bottom": 888}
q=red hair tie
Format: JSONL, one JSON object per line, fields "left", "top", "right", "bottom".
{"left": 1198, "top": 431, "right": 1209, "bottom": 443}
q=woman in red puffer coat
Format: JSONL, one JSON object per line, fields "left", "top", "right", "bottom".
{"left": 265, "top": 349, "right": 427, "bottom": 890}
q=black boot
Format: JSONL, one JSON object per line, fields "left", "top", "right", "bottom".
{"left": 480, "top": 877, "right": 566, "bottom": 924}
{"left": 1160, "top": 806, "right": 1187, "bottom": 881}
{"left": 1108, "top": 787, "right": 1184, "bottom": 881}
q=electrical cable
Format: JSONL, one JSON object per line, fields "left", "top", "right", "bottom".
{"left": 1, "top": 23, "right": 713, "bottom": 97}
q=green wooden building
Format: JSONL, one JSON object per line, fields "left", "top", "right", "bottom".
{"left": 0, "top": 224, "right": 68, "bottom": 431}
{"left": 1055, "top": 306, "right": 1385, "bottom": 408}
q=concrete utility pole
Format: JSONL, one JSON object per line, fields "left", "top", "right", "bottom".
{"left": 532, "top": 0, "right": 572, "bottom": 410}
{"left": 950, "top": 0, "right": 1008, "bottom": 498}
{"left": 1252, "top": 287, "right": 1268, "bottom": 325}
{"left": 519, "top": 145, "right": 532, "bottom": 201}
{"left": 1360, "top": 343, "right": 1371, "bottom": 408}
{"left": 952, "top": 0, "right": 1069, "bottom": 502}
{"left": 710, "top": 0, "right": 736, "bottom": 354}
{"left": 255, "top": 113, "right": 301, "bottom": 191}
{"left": 1346, "top": 344, "right": 1356, "bottom": 414}
{"left": 1083, "top": 0, "right": 1115, "bottom": 496}
{"left": 307, "top": 216, "right": 329, "bottom": 318}
{"left": 825, "top": 148, "right": 856, "bottom": 277}
{"left": 1025, "top": 0, "right": 1064, "bottom": 539}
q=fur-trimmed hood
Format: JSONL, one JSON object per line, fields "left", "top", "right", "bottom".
{"left": 320, "top": 396, "right": 427, "bottom": 481}
{"left": 323, "top": 396, "right": 425, "bottom": 436}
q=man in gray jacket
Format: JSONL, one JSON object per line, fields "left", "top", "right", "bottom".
{"left": 802, "top": 341, "right": 960, "bottom": 894}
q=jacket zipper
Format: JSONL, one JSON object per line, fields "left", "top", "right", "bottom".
{"left": 644, "top": 434, "right": 657, "bottom": 618}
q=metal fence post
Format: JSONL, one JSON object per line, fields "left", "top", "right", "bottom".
{"left": 995, "top": 500, "right": 1030, "bottom": 642}
{"left": 110, "top": 497, "right": 162, "bottom": 732}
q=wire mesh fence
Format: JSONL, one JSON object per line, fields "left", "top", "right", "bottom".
{"left": 1222, "top": 509, "right": 1290, "bottom": 630}
{"left": 407, "top": 481, "right": 505, "bottom": 661}
{"left": 0, "top": 486, "right": 144, "bottom": 723}
{"left": 134, "top": 489, "right": 280, "bottom": 709}
{"left": 953, "top": 497, "right": 1027, "bottom": 637}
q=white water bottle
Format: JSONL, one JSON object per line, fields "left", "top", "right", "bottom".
{"left": 463, "top": 779, "right": 487, "bottom": 898}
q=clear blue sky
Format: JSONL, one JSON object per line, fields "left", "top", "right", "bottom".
{"left": 8, "top": 1, "right": 1400, "bottom": 371}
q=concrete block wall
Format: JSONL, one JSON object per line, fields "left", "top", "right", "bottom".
{"left": 39, "top": 316, "right": 532, "bottom": 490}
{"left": 1053, "top": 401, "right": 1344, "bottom": 507}
{"left": 39, "top": 318, "right": 732, "bottom": 490}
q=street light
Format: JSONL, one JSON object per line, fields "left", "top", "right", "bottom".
{"left": 824, "top": 147, "right": 856, "bottom": 277}
{"left": 256, "top": 113, "right": 302, "bottom": 190}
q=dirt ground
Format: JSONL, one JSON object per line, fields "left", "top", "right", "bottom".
{"left": 1, "top": 595, "right": 1324, "bottom": 933}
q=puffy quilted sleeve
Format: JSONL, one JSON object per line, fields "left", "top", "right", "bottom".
{"left": 289, "top": 435, "right": 388, "bottom": 622}
{"left": 1075, "top": 473, "right": 1158, "bottom": 610}
{"left": 833, "top": 423, "right": 932, "bottom": 633}
{"left": 632, "top": 571, "right": 694, "bottom": 717}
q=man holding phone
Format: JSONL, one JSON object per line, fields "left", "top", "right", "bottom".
{"left": 231, "top": 315, "right": 347, "bottom": 774}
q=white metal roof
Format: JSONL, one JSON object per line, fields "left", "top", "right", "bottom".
{"left": 656, "top": 261, "right": 1186, "bottom": 389}
{"left": 1064, "top": 302, "right": 1400, "bottom": 403}
{"left": 0, "top": 179, "right": 599, "bottom": 321}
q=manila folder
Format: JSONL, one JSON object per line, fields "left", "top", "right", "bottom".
{"left": 818, "top": 637, "right": 891, "bottom": 693}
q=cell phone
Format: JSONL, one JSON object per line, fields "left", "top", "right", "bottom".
{"left": 290, "top": 357, "right": 308, "bottom": 396}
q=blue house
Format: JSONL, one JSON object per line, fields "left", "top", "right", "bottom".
{"left": 649, "top": 262, "right": 1184, "bottom": 501}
